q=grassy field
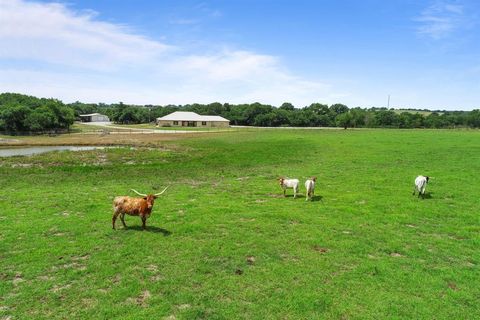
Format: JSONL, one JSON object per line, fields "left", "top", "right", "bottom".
{"left": 393, "top": 109, "right": 438, "bottom": 116}
{"left": 1, "top": 129, "right": 479, "bottom": 319}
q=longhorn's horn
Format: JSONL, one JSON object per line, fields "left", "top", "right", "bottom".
{"left": 154, "top": 186, "right": 169, "bottom": 196}
{"left": 131, "top": 189, "right": 147, "bottom": 197}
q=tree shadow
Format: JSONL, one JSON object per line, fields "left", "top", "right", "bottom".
{"left": 125, "top": 225, "right": 172, "bottom": 235}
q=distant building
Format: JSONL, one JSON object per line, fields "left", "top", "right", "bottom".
{"left": 79, "top": 113, "right": 110, "bottom": 122}
{"left": 156, "top": 111, "right": 230, "bottom": 128}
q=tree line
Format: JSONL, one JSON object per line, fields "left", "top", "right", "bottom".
{"left": 0, "top": 93, "right": 74, "bottom": 134}
{"left": 1, "top": 93, "right": 480, "bottom": 133}
{"left": 68, "top": 100, "right": 480, "bottom": 129}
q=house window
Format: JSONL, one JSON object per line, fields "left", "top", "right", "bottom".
{"left": 202, "top": 121, "right": 207, "bottom": 126}
{"left": 173, "top": 121, "right": 178, "bottom": 125}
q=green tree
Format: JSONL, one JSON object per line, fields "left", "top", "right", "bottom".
{"left": 0, "top": 105, "right": 32, "bottom": 132}
{"left": 336, "top": 112, "right": 353, "bottom": 129}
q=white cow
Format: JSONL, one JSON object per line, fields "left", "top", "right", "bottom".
{"left": 278, "top": 178, "right": 299, "bottom": 198}
{"left": 305, "top": 177, "right": 317, "bottom": 201}
{"left": 413, "top": 175, "right": 430, "bottom": 198}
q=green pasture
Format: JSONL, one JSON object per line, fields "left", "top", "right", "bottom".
{"left": 0, "top": 129, "right": 479, "bottom": 319}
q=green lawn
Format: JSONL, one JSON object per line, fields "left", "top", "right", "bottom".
{"left": 1, "top": 129, "right": 479, "bottom": 319}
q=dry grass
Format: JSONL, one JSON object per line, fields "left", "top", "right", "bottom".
{"left": 0, "top": 132, "right": 213, "bottom": 147}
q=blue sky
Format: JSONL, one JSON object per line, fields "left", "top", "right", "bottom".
{"left": 1, "top": 0, "right": 479, "bottom": 109}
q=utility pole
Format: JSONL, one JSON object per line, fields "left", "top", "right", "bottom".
{"left": 387, "top": 94, "right": 391, "bottom": 109}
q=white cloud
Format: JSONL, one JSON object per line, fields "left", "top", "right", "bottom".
{"left": 415, "top": 1, "right": 466, "bottom": 39}
{"left": 0, "top": 0, "right": 171, "bottom": 70}
{"left": 0, "top": 0, "right": 340, "bottom": 106}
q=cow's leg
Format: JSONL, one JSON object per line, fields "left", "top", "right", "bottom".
{"left": 120, "top": 212, "right": 127, "bottom": 228}
{"left": 283, "top": 189, "right": 286, "bottom": 197}
{"left": 112, "top": 211, "right": 119, "bottom": 230}
{"left": 141, "top": 216, "right": 147, "bottom": 230}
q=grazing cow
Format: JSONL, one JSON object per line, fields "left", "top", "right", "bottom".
{"left": 305, "top": 177, "right": 317, "bottom": 201}
{"left": 112, "top": 187, "right": 169, "bottom": 230}
{"left": 412, "top": 176, "right": 429, "bottom": 199}
{"left": 278, "top": 177, "right": 299, "bottom": 198}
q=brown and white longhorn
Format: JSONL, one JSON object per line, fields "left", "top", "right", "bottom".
{"left": 112, "top": 187, "right": 169, "bottom": 230}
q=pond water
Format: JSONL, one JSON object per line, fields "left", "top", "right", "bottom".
{"left": 0, "top": 146, "right": 114, "bottom": 157}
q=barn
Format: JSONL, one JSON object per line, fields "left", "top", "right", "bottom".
{"left": 156, "top": 111, "right": 230, "bottom": 128}
{"left": 79, "top": 113, "right": 110, "bottom": 122}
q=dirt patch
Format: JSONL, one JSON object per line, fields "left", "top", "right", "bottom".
{"left": 12, "top": 272, "right": 24, "bottom": 286}
{"left": 390, "top": 252, "right": 403, "bottom": 258}
{"left": 37, "top": 275, "right": 54, "bottom": 281}
{"left": 246, "top": 256, "right": 255, "bottom": 265}
{"left": 177, "top": 304, "right": 191, "bottom": 310}
{"left": 126, "top": 290, "right": 151, "bottom": 307}
{"left": 0, "top": 132, "right": 204, "bottom": 147}
{"left": 51, "top": 284, "right": 71, "bottom": 293}
{"left": 71, "top": 254, "right": 90, "bottom": 261}
{"left": 146, "top": 264, "right": 159, "bottom": 273}
{"left": 0, "top": 138, "right": 20, "bottom": 144}
{"left": 10, "top": 163, "right": 33, "bottom": 168}
{"left": 81, "top": 298, "right": 98, "bottom": 309}
{"left": 52, "top": 261, "right": 86, "bottom": 271}
{"left": 255, "top": 199, "right": 267, "bottom": 203}
{"left": 112, "top": 274, "right": 121, "bottom": 284}
{"left": 448, "top": 282, "right": 459, "bottom": 291}
{"left": 313, "top": 246, "right": 329, "bottom": 254}
{"left": 151, "top": 275, "right": 163, "bottom": 282}
{"left": 53, "top": 232, "right": 66, "bottom": 237}
{"left": 267, "top": 193, "right": 283, "bottom": 198}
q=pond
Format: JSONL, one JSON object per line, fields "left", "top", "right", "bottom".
{"left": 0, "top": 146, "right": 115, "bottom": 157}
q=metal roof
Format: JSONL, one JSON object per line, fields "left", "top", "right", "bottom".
{"left": 79, "top": 113, "right": 108, "bottom": 117}
{"left": 157, "top": 111, "right": 229, "bottom": 122}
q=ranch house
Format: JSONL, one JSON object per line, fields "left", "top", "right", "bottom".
{"left": 156, "top": 111, "right": 230, "bottom": 128}
{"left": 79, "top": 113, "right": 110, "bottom": 122}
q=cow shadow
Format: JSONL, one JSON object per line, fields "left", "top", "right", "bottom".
{"left": 284, "top": 194, "right": 323, "bottom": 202}
{"left": 284, "top": 194, "right": 303, "bottom": 198}
{"left": 417, "top": 192, "right": 433, "bottom": 199}
{"left": 126, "top": 225, "right": 172, "bottom": 235}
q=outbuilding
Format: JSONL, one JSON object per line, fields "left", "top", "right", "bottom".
{"left": 156, "top": 111, "right": 230, "bottom": 128}
{"left": 79, "top": 113, "right": 110, "bottom": 122}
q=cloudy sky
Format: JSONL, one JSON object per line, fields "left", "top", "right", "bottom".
{"left": 1, "top": 0, "right": 479, "bottom": 109}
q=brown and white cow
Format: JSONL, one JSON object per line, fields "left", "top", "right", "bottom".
{"left": 278, "top": 177, "right": 299, "bottom": 198}
{"left": 112, "top": 187, "right": 168, "bottom": 230}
